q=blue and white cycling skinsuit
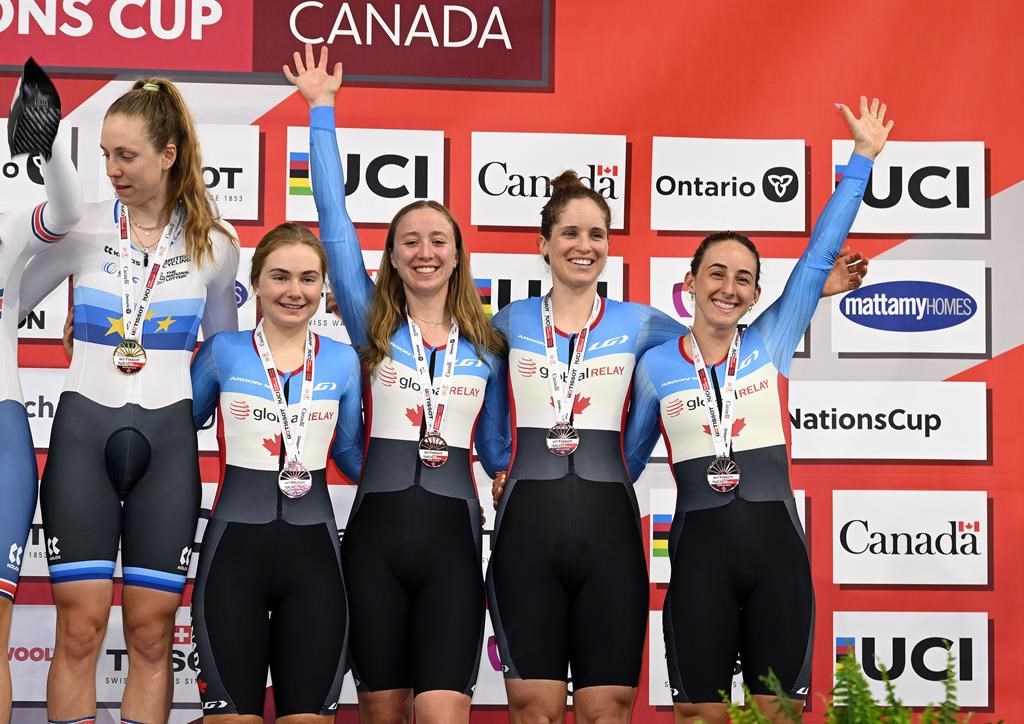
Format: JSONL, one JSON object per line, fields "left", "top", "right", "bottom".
{"left": 309, "top": 104, "right": 510, "bottom": 696}
{"left": 487, "top": 296, "right": 683, "bottom": 689}
{"left": 624, "top": 152, "right": 873, "bottom": 704}
{"left": 0, "top": 143, "right": 80, "bottom": 602}
{"left": 18, "top": 197, "right": 238, "bottom": 594}
{"left": 189, "top": 329, "right": 362, "bottom": 716}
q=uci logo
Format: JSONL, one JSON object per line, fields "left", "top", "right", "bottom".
{"left": 762, "top": 166, "right": 799, "bottom": 203}
{"left": 343, "top": 153, "right": 428, "bottom": 199}
{"left": 863, "top": 165, "right": 970, "bottom": 210}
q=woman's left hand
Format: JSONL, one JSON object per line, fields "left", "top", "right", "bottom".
{"left": 822, "top": 246, "right": 869, "bottom": 297}
{"left": 838, "top": 96, "right": 894, "bottom": 161}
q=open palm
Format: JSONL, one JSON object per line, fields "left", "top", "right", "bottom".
{"left": 283, "top": 43, "right": 343, "bottom": 108}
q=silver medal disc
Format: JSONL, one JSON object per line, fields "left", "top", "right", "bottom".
{"left": 706, "top": 457, "right": 741, "bottom": 493}
{"left": 546, "top": 422, "right": 579, "bottom": 456}
{"left": 278, "top": 460, "right": 312, "bottom": 498}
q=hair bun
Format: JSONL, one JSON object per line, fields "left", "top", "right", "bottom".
{"left": 550, "top": 170, "right": 584, "bottom": 196}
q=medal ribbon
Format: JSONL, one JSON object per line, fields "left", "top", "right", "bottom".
{"left": 407, "top": 314, "right": 460, "bottom": 438}
{"left": 541, "top": 291, "right": 602, "bottom": 424}
{"left": 117, "top": 201, "right": 184, "bottom": 343}
{"left": 254, "top": 321, "right": 316, "bottom": 466}
{"left": 690, "top": 329, "right": 742, "bottom": 460}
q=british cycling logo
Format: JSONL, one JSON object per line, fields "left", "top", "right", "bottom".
{"left": 840, "top": 281, "right": 976, "bottom": 332}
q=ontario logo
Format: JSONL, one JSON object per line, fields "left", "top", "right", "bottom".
{"left": 839, "top": 281, "right": 976, "bottom": 332}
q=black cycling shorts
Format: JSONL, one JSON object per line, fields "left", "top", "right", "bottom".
{"left": 192, "top": 519, "right": 347, "bottom": 716}
{"left": 664, "top": 497, "right": 813, "bottom": 703}
{"left": 487, "top": 474, "right": 648, "bottom": 690}
{"left": 341, "top": 486, "right": 484, "bottom": 696}
{"left": 41, "top": 392, "right": 200, "bottom": 592}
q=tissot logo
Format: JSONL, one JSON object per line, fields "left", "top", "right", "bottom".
{"left": 833, "top": 611, "right": 988, "bottom": 706}
{"left": 196, "top": 124, "right": 261, "bottom": 221}
{"left": 650, "top": 138, "right": 806, "bottom": 232}
{"left": 833, "top": 490, "right": 988, "bottom": 584}
{"left": 471, "top": 133, "right": 626, "bottom": 228}
{"left": 839, "top": 281, "right": 976, "bottom": 332}
{"left": 832, "top": 140, "right": 985, "bottom": 234}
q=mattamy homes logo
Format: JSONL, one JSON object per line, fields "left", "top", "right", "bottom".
{"left": 651, "top": 137, "right": 806, "bottom": 232}
{"left": 830, "top": 260, "right": 987, "bottom": 355}
{"left": 833, "top": 490, "right": 987, "bottom": 584}
{"left": 833, "top": 139, "right": 985, "bottom": 234}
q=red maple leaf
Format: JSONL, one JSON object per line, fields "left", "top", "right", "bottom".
{"left": 572, "top": 395, "right": 591, "bottom": 415}
{"left": 262, "top": 434, "right": 281, "bottom": 456}
{"left": 406, "top": 405, "right": 424, "bottom": 426}
{"left": 702, "top": 418, "right": 746, "bottom": 436}
{"left": 197, "top": 678, "right": 208, "bottom": 694}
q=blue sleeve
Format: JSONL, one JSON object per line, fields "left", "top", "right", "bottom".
{"left": 623, "top": 353, "right": 665, "bottom": 483}
{"left": 752, "top": 152, "right": 873, "bottom": 377}
{"left": 490, "top": 304, "right": 512, "bottom": 340}
{"left": 475, "top": 353, "right": 511, "bottom": 477}
{"left": 635, "top": 304, "right": 687, "bottom": 357}
{"left": 190, "top": 334, "right": 222, "bottom": 430}
{"left": 310, "top": 105, "right": 375, "bottom": 349}
{"left": 330, "top": 346, "right": 365, "bottom": 482}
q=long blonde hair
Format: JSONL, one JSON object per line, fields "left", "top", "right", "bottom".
{"left": 105, "top": 78, "right": 235, "bottom": 267}
{"left": 363, "top": 200, "right": 507, "bottom": 372}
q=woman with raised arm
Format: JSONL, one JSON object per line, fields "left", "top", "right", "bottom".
{"left": 285, "top": 45, "right": 509, "bottom": 724}
{"left": 624, "top": 98, "right": 892, "bottom": 724}
{"left": 189, "top": 223, "right": 362, "bottom": 718}
{"left": 0, "top": 58, "right": 81, "bottom": 723}
{"left": 484, "top": 125, "right": 873, "bottom": 724}
{"left": 18, "top": 78, "right": 239, "bottom": 722}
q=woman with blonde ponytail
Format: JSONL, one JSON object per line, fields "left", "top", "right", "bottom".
{"left": 19, "top": 77, "right": 239, "bottom": 723}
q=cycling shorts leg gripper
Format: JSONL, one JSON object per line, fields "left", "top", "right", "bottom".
{"left": 0, "top": 400, "right": 38, "bottom": 601}
{"left": 42, "top": 393, "right": 121, "bottom": 584}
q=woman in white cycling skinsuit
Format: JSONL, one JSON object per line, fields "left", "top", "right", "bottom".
{"left": 19, "top": 78, "right": 239, "bottom": 723}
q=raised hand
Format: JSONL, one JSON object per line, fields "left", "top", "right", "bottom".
{"left": 282, "top": 43, "right": 343, "bottom": 109}
{"left": 822, "top": 246, "right": 869, "bottom": 297}
{"left": 838, "top": 96, "right": 893, "bottom": 160}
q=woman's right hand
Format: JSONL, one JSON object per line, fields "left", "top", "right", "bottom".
{"left": 491, "top": 471, "right": 508, "bottom": 510}
{"left": 283, "top": 43, "right": 343, "bottom": 109}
